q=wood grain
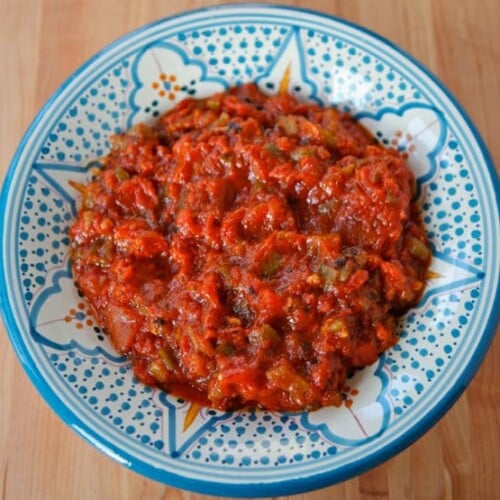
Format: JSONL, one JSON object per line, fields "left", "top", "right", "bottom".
{"left": 1, "top": 1, "right": 499, "bottom": 499}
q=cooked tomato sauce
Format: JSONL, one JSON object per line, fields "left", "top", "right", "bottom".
{"left": 69, "top": 83, "right": 431, "bottom": 411}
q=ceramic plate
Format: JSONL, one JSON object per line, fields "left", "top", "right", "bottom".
{"left": 1, "top": 5, "right": 498, "bottom": 497}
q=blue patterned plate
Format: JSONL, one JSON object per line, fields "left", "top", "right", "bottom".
{"left": 1, "top": 5, "right": 498, "bottom": 497}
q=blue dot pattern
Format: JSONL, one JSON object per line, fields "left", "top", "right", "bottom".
{"left": 47, "top": 348, "right": 165, "bottom": 450}
{"left": 386, "top": 286, "right": 480, "bottom": 413}
{"left": 180, "top": 25, "right": 290, "bottom": 84}
{"left": 19, "top": 174, "right": 71, "bottom": 305}
{"left": 39, "top": 59, "right": 133, "bottom": 164}
{"left": 183, "top": 413, "right": 337, "bottom": 467}
{"left": 303, "top": 31, "right": 423, "bottom": 111}
{"left": 423, "top": 136, "right": 482, "bottom": 265}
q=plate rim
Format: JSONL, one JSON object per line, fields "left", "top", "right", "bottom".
{"left": 0, "top": 3, "right": 499, "bottom": 497}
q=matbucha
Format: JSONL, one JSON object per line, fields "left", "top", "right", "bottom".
{"left": 69, "top": 83, "right": 431, "bottom": 411}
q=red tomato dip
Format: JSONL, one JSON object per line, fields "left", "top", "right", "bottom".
{"left": 69, "top": 83, "right": 431, "bottom": 411}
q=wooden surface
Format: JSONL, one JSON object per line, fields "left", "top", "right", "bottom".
{"left": 1, "top": 1, "right": 499, "bottom": 499}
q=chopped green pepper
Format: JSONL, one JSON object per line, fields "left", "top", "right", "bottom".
{"left": 278, "top": 115, "right": 298, "bottom": 136}
{"left": 318, "top": 264, "right": 339, "bottom": 289}
{"left": 260, "top": 251, "right": 282, "bottom": 277}
{"left": 115, "top": 167, "right": 130, "bottom": 182}
{"left": 147, "top": 359, "right": 169, "bottom": 383}
{"left": 206, "top": 99, "right": 220, "bottom": 110}
{"left": 265, "top": 143, "right": 281, "bottom": 156}
{"left": 88, "top": 238, "right": 114, "bottom": 267}
{"left": 338, "top": 260, "right": 355, "bottom": 282}
{"left": 250, "top": 324, "right": 281, "bottom": 347}
{"left": 320, "top": 128, "right": 338, "bottom": 149}
{"left": 158, "top": 347, "right": 177, "bottom": 370}
{"left": 217, "top": 111, "right": 230, "bottom": 126}
{"left": 266, "top": 361, "right": 310, "bottom": 404}
{"left": 216, "top": 341, "right": 237, "bottom": 357}
{"left": 321, "top": 317, "right": 349, "bottom": 338}
{"left": 408, "top": 236, "right": 431, "bottom": 261}
{"left": 291, "top": 146, "right": 315, "bottom": 161}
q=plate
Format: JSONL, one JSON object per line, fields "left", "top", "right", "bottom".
{"left": 1, "top": 5, "right": 498, "bottom": 497}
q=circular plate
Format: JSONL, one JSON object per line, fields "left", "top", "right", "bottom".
{"left": 1, "top": 5, "right": 498, "bottom": 497}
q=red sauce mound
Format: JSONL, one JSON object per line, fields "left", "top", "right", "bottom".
{"left": 69, "top": 84, "right": 431, "bottom": 411}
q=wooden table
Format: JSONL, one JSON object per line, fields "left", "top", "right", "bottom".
{"left": 1, "top": 1, "right": 498, "bottom": 498}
